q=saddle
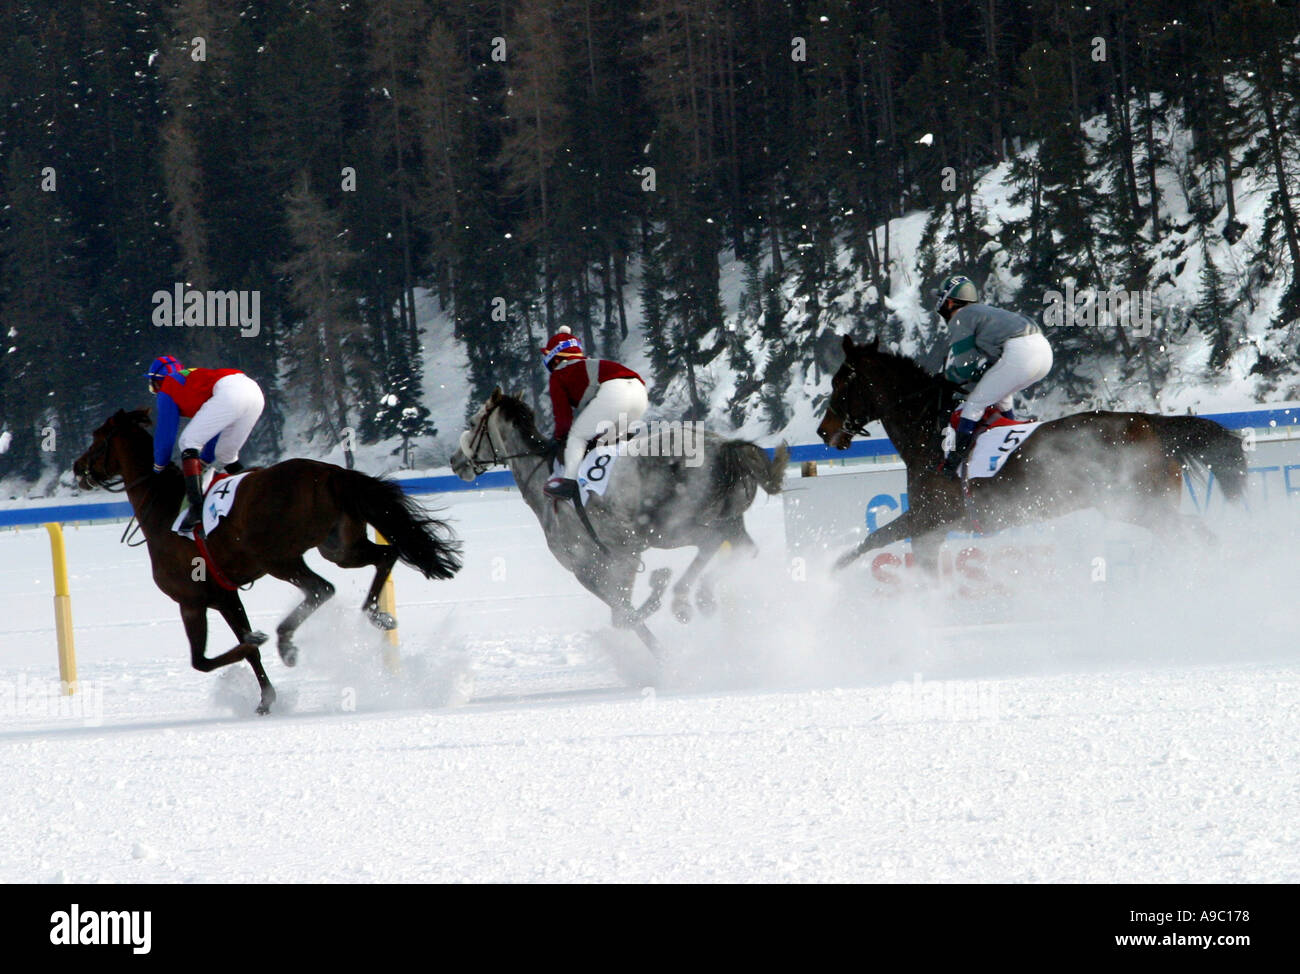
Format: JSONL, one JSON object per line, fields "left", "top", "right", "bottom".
{"left": 948, "top": 406, "right": 1029, "bottom": 434}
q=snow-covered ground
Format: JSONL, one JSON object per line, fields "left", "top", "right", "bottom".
{"left": 2, "top": 487, "right": 1299, "bottom": 883}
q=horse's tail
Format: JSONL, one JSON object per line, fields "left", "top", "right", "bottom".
{"left": 332, "top": 470, "right": 463, "bottom": 579}
{"left": 1150, "top": 415, "right": 1247, "bottom": 501}
{"left": 761, "top": 441, "right": 790, "bottom": 495}
{"left": 715, "top": 439, "right": 787, "bottom": 513}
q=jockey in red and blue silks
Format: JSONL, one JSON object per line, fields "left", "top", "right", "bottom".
{"left": 540, "top": 327, "right": 647, "bottom": 500}
{"left": 146, "top": 355, "right": 265, "bottom": 530}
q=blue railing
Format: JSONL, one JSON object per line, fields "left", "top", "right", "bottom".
{"left": 2, "top": 405, "right": 1295, "bottom": 529}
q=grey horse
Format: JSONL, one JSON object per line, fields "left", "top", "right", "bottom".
{"left": 449, "top": 388, "right": 788, "bottom": 656}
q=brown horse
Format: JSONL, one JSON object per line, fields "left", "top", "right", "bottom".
{"left": 73, "top": 409, "right": 462, "bottom": 713}
{"left": 816, "top": 335, "right": 1246, "bottom": 572}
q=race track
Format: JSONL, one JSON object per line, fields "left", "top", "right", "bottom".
{"left": 2, "top": 487, "right": 1298, "bottom": 882}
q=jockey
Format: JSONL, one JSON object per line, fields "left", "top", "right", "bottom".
{"left": 541, "top": 326, "right": 647, "bottom": 500}
{"left": 935, "top": 275, "right": 1053, "bottom": 480}
{"left": 146, "top": 355, "right": 266, "bottom": 530}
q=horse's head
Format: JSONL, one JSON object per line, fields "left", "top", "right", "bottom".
{"left": 450, "top": 388, "right": 499, "bottom": 481}
{"left": 817, "top": 334, "right": 881, "bottom": 450}
{"left": 73, "top": 408, "right": 152, "bottom": 490}
{"left": 450, "top": 387, "right": 543, "bottom": 481}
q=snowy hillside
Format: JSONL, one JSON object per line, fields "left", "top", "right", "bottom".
{"left": 300, "top": 102, "right": 1300, "bottom": 470}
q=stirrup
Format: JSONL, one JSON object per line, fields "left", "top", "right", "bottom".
{"left": 940, "top": 451, "right": 967, "bottom": 481}
{"left": 544, "top": 476, "right": 579, "bottom": 501}
{"left": 179, "top": 502, "right": 202, "bottom": 531}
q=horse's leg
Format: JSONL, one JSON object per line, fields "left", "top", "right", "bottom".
{"left": 574, "top": 553, "right": 669, "bottom": 633}
{"left": 834, "top": 510, "right": 921, "bottom": 571}
{"left": 1112, "top": 460, "right": 1220, "bottom": 558}
{"left": 688, "top": 523, "right": 758, "bottom": 616}
{"left": 636, "top": 568, "right": 672, "bottom": 622}
{"left": 671, "top": 536, "right": 723, "bottom": 623}
{"left": 563, "top": 544, "right": 668, "bottom": 660}
{"left": 909, "top": 531, "right": 946, "bottom": 588}
{"left": 213, "top": 588, "right": 268, "bottom": 646}
{"left": 267, "top": 558, "right": 336, "bottom": 666}
{"left": 630, "top": 621, "right": 664, "bottom": 658}
{"left": 180, "top": 602, "right": 276, "bottom": 715}
{"left": 318, "top": 518, "right": 399, "bottom": 630}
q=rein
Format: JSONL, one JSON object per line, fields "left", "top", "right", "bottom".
{"left": 463, "top": 402, "right": 548, "bottom": 477}
{"left": 833, "top": 360, "right": 985, "bottom": 534}
{"left": 829, "top": 361, "right": 947, "bottom": 439}
{"left": 464, "top": 400, "right": 610, "bottom": 555}
{"left": 83, "top": 426, "right": 157, "bottom": 544}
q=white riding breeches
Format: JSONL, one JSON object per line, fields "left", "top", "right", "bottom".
{"left": 178, "top": 373, "right": 265, "bottom": 466}
{"left": 960, "top": 332, "right": 1053, "bottom": 421}
{"left": 563, "top": 377, "right": 648, "bottom": 479}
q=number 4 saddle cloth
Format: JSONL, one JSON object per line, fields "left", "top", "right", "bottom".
{"left": 170, "top": 471, "right": 252, "bottom": 538}
{"left": 944, "top": 408, "right": 1044, "bottom": 479}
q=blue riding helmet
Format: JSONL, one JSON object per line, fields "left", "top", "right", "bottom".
{"left": 146, "top": 355, "right": 184, "bottom": 385}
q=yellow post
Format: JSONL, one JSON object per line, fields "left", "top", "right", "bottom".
{"left": 373, "top": 530, "right": 402, "bottom": 673}
{"left": 43, "top": 523, "right": 77, "bottom": 694}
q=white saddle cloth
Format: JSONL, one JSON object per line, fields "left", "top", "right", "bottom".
{"left": 171, "top": 472, "right": 251, "bottom": 538}
{"left": 944, "top": 422, "right": 1043, "bottom": 479}
{"left": 553, "top": 444, "right": 620, "bottom": 502}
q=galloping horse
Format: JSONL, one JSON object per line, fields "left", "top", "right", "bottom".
{"left": 817, "top": 335, "right": 1247, "bottom": 572}
{"left": 450, "top": 388, "right": 787, "bottom": 657}
{"left": 74, "top": 409, "right": 462, "bottom": 713}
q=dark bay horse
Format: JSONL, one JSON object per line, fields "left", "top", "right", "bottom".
{"left": 74, "top": 409, "right": 462, "bottom": 713}
{"left": 817, "top": 335, "right": 1247, "bottom": 572}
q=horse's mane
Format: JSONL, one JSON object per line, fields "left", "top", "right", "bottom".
{"left": 494, "top": 394, "right": 551, "bottom": 452}
{"left": 859, "top": 345, "right": 943, "bottom": 391}
{"left": 101, "top": 407, "right": 185, "bottom": 508}
{"left": 850, "top": 344, "right": 962, "bottom": 416}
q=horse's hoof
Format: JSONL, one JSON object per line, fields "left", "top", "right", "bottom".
{"left": 368, "top": 610, "right": 397, "bottom": 631}
{"left": 243, "top": 630, "right": 269, "bottom": 646}
{"left": 695, "top": 582, "right": 717, "bottom": 616}
{"left": 278, "top": 642, "right": 298, "bottom": 667}
{"left": 672, "top": 595, "right": 692, "bottom": 624}
{"left": 256, "top": 686, "right": 277, "bottom": 715}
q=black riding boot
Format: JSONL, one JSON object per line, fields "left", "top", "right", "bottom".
{"left": 179, "top": 449, "right": 205, "bottom": 530}
{"left": 544, "top": 476, "right": 579, "bottom": 501}
{"left": 223, "top": 460, "right": 244, "bottom": 475}
{"left": 940, "top": 429, "right": 975, "bottom": 481}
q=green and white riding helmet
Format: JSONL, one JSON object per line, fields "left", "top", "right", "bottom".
{"left": 934, "top": 274, "right": 978, "bottom": 314}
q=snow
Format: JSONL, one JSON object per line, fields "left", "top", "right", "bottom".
{"left": 2, "top": 485, "right": 1298, "bottom": 883}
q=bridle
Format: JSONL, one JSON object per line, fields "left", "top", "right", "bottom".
{"left": 80, "top": 421, "right": 159, "bottom": 547}
{"left": 825, "top": 360, "right": 952, "bottom": 440}
{"left": 825, "top": 362, "right": 876, "bottom": 438}
{"left": 81, "top": 426, "right": 148, "bottom": 493}
{"left": 462, "top": 401, "right": 549, "bottom": 483}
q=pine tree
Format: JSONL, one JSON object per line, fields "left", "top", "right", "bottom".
{"left": 496, "top": 0, "right": 570, "bottom": 338}
{"left": 276, "top": 174, "right": 368, "bottom": 463}
{"left": 1194, "top": 240, "right": 1235, "bottom": 371}
{"left": 0, "top": 148, "right": 85, "bottom": 479}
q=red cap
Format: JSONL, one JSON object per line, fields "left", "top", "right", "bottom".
{"left": 541, "top": 326, "right": 584, "bottom": 367}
